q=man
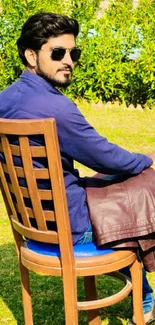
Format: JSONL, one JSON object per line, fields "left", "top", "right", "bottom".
{"left": 0, "top": 12, "right": 154, "bottom": 324}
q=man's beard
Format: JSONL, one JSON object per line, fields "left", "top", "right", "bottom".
{"left": 36, "top": 59, "right": 72, "bottom": 88}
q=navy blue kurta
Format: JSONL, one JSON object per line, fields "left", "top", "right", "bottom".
{"left": 0, "top": 70, "right": 152, "bottom": 243}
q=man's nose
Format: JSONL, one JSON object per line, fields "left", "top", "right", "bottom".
{"left": 62, "top": 51, "right": 74, "bottom": 66}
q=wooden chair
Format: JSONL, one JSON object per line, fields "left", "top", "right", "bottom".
{"left": 0, "top": 118, "right": 145, "bottom": 325}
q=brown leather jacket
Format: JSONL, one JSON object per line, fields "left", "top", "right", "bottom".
{"left": 85, "top": 168, "right": 155, "bottom": 272}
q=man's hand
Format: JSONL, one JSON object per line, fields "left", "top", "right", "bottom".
{"left": 147, "top": 153, "right": 155, "bottom": 169}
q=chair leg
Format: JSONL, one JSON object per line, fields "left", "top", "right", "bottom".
{"left": 129, "top": 259, "right": 145, "bottom": 325}
{"left": 19, "top": 261, "right": 33, "bottom": 325}
{"left": 84, "top": 276, "right": 101, "bottom": 325}
{"left": 63, "top": 275, "right": 78, "bottom": 325}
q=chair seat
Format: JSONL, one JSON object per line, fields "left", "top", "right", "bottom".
{"left": 22, "top": 240, "right": 137, "bottom": 277}
{"left": 26, "top": 239, "right": 115, "bottom": 258}
{"left": 24, "top": 240, "right": 134, "bottom": 276}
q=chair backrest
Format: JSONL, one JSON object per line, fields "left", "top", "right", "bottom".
{"left": 0, "top": 118, "right": 74, "bottom": 264}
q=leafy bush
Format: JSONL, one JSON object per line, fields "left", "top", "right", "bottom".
{"left": 1, "top": 0, "right": 155, "bottom": 107}
{"left": 66, "top": 0, "right": 155, "bottom": 106}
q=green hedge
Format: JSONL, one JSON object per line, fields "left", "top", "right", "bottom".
{"left": 1, "top": 0, "right": 155, "bottom": 107}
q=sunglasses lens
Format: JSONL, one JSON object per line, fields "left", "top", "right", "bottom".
{"left": 70, "top": 48, "right": 81, "bottom": 62}
{"left": 51, "top": 47, "right": 81, "bottom": 61}
{"left": 51, "top": 48, "right": 66, "bottom": 61}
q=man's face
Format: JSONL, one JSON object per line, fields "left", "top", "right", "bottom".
{"left": 34, "top": 34, "right": 77, "bottom": 87}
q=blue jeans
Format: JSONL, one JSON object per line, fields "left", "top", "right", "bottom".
{"left": 76, "top": 223, "right": 93, "bottom": 244}
{"left": 76, "top": 223, "right": 154, "bottom": 314}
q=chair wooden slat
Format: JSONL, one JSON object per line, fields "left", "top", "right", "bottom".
{"left": 44, "top": 122, "right": 71, "bottom": 233}
{"left": 0, "top": 143, "right": 46, "bottom": 157}
{"left": 14, "top": 203, "right": 55, "bottom": 221}
{"left": 1, "top": 136, "right": 31, "bottom": 227}
{"left": 34, "top": 168, "right": 50, "bottom": 179}
{"left": 26, "top": 208, "right": 55, "bottom": 221}
{"left": 2, "top": 163, "right": 49, "bottom": 179}
{"left": 19, "top": 136, "right": 47, "bottom": 231}
{"left": 12, "top": 218, "right": 58, "bottom": 243}
{"left": 38, "top": 189, "right": 53, "bottom": 200}
{"left": 0, "top": 163, "right": 18, "bottom": 221}
{"left": 9, "top": 183, "right": 53, "bottom": 200}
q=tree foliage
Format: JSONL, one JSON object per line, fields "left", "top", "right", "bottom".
{"left": 1, "top": 0, "right": 155, "bottom": 107}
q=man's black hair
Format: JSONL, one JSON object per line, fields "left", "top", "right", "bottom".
{"left": 17, "top": 12, "right": 79, "bottom": 65}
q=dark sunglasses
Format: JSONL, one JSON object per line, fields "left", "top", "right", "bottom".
{"left": 50, "top": 47, "right": 81, "bottom": 62}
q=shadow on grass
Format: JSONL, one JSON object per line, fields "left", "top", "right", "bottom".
{"left": 0, "top": 243, "right": 65, "bottom": 325}
{"left": 0, "top": 243, "right": 132, "bottom": 325}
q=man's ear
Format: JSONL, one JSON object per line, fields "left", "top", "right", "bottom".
{"left": 24, "top": 49, "right": 37, "bottom": 67}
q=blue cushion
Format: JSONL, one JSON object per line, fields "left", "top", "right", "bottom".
{"left": 26, "top": 240, "right": 115, "bottom": 258}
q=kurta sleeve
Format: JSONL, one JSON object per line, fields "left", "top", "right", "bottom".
{"left": 56, "top": 102, "right": 152, "bottom": 175}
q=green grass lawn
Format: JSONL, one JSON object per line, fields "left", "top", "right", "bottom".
{"left": 0, "top": 103, "right": 155, "bottom": 325}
